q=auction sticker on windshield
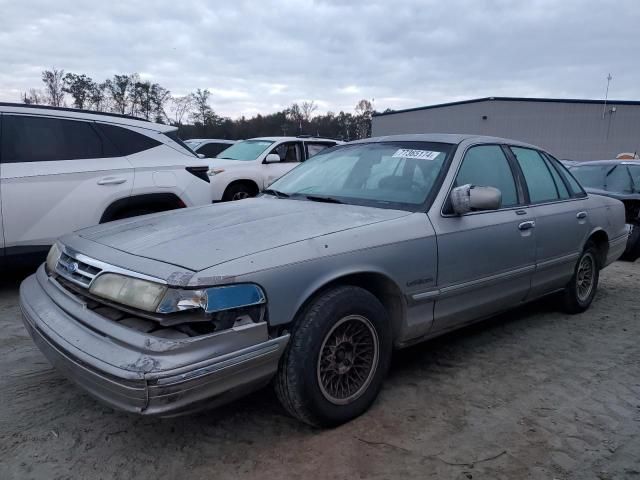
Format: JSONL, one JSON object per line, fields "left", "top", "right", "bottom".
{"left": 392, "top": 149, "right": 441, "bottom": 160}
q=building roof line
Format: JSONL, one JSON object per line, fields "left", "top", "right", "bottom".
{"left": 372, "top": 96, "right": 640, "bottom": 117}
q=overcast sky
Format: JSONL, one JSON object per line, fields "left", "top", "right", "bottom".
{"left": 1, "top": 0, "right": 638, "bottom": 118}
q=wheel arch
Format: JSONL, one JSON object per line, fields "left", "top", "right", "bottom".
{"left": 286, "top": 270, "right": 407, "bottom": 344}
{"left": 223, "top": 179, "right": 260, "bottom": 196}
{"left": 585, "top": 228, "right": 609, "bottom": 268}
{"left": 100, "top": 193, "right": 186, "bottom": 223}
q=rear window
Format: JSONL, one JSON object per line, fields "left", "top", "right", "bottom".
{"left": 570, "top": 164, "right": 635, "bottom": 193}
{"left": 1, "top": 115, "right": 105, "bottom": 162}
{"left": 197, "top": 142, "right": 231, "bottom": 158}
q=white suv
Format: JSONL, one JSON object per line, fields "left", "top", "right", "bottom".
{"left": 0, "top": 103, "right": 211, "bottom": 264}
{"left": 207, "top": 136, "right": 341, "bottom": 201}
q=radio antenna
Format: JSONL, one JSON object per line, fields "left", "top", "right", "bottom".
{"left": 602, "top": 73, "right": 612, "bottom": 119}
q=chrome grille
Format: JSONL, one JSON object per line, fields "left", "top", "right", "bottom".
{"left": 55, "top": 251, "right": 102, "bottom": 287}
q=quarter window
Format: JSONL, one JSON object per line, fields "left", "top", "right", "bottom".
{"left": 455, "top": 145, "right": 519, "bottom": 208}
{"left": 96, "top": 123, "right": 161, "bottom": 156}
{"left": 2, "top": 115, "right": 104, "bottom": 162}
{"left": 543, "top": 156, "right": 570, "bottom": 199}
{"left": 545, "top": 154, "right": 586, "bottom": 198}
{"left": 511, "top": 147, "right": 560, "bottom": 203}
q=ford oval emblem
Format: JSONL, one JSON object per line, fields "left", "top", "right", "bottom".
{"left": 61, "top": 260, "right": 79, "bottom": 274}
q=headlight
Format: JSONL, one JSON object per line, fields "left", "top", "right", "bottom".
{"left": 46, "top": 243, "right": 61, "bottom": 274}
{"left": 157, "top": 284, "right": 266, "bottom": 314}
{"left": 90, "top": 273, "right": 167, "bottom": 312}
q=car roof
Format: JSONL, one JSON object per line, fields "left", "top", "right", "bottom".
{"left": 250, "top": 136, "right": 340, "bottom": 142}
{"left": 349, "top": 133, "right": 540, "bottom": 149}
{"left": 186, "top": 138, "right": 236, "bottom": 143}
{"left": 570, "top": 159, "right": 640, "bottom": 166}
{"left": 0, "top": 102, "right": 176, "bottom": 133}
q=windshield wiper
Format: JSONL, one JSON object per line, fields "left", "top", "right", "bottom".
{"left": 263, "top": 188, "right": 290, "bottom": 198}
{"left": 302, "top": 194, "right": 343, "bottom": 204}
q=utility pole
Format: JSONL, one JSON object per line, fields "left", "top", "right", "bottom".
{"left": 602, "top": 73, "right": 612, "bottom": 119}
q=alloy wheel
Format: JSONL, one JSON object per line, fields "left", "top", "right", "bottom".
{"left": 317, "top": 315, "right": 379, "bottom": 405}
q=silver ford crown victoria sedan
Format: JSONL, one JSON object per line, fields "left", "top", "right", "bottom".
{"left": 20, "top": 134, "right": 627, "bottom": 427}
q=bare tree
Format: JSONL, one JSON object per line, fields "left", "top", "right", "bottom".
{"left": 88, "top": 82, "right": 108, "bottom": 111}
{"left": 301, "top": 100, "right": 318, "bottom": 122}
{"left": 170, "top": 95, "right": 194, "bottom": 125}
{"left": 190, "top": 89, "right": 216, "bottom": 129}
{"left": 41, "top": 68, "right": 65, "bottom": 106}
{"left": 354, "top": 99, "right": 374, "bottom": 139}
{"left": 105, "top": 74, "right": 133, "bottom": 114}
{"left": 21, "top": 88, "right": 46, "bottom": 105}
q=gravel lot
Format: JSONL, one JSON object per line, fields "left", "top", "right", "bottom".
{"left": 1, "top": 261, "right": 638, "bottom": 480}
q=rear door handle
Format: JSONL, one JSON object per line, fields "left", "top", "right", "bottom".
{"left": 576, "top": 211, "right": 588, "bottom": 219}
{"left": 97, "top": 177, "right": 127, "bottom": 186}
{"left": 518, "top": 220, "right": 536, "bottom": 231}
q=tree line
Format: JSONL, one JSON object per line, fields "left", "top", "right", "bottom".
{"left": 21, "top": 69, "right": 385, "bottom": 141}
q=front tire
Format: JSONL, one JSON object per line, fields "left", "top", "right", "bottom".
{"left": 561, "top": 242, "right": 600, "bottom": 314}
{"left": 222, "top": 183, "right": 257, "bottom": 201}
{"left": 275, "top": 286, "right": 392, "bottom": 427}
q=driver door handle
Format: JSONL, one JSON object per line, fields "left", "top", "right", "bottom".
{"left": 518, "top": 220, "right": 536, "bottom": 231}
{"left": 97, "top": 177, "right": 127, "bottom": 186}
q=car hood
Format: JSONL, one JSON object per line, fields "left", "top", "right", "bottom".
{"left": 76, "top": 198, "right": 411, "bottom": 271}
{"left": 207, "top": 158, "right": 258, "bottom": 168}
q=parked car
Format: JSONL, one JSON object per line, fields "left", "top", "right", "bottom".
{"left": 20, "top": 134, "right": 627, "bottom": 427}
{"left": 0, "top": 103, "right": 212, "bottom": 266}
{"left": 208, "top": 136, "right": 342, "bottom": 201}
{"left": 570, "top": 159, "right": 640, "bottom": 261}
{"left": 184, "top": 138, "right": 236, "bottom": 158}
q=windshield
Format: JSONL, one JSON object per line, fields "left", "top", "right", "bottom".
{"left": 571, "top": 164, "right": 636, "bottom": 193}
{"left": 216, "top": 139, "right": 274, "bottom": 160}
{"left": 268, "top": 141, "right": 452, "bottom": 209}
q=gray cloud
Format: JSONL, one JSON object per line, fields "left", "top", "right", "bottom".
{"left": 0, "top": 0, "right": 638, "bottom": 117}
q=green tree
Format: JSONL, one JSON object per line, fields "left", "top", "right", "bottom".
{"left": 63, "top": 73, "right": 95, "bottom": 109}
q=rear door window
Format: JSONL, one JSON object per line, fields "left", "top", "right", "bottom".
{"left": 1, "top": 115, "right": 105, "bottom": 162}
{"left": 511, "top": 147, "right": 560, "bottom": 203}
{"left": 306, "top": 142, "right": 334, "bottom": 159}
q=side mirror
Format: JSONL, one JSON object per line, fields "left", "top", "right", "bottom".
{"left": 264, "top": 153, "right": 281, "bottom": 163}
{"left": 197, "top": 153, "right": 206, "bottom": 159}
{"left": 450, "top": 184, "right": 502, "bottom": 215}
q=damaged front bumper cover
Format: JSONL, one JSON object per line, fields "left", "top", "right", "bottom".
{"left": 20, "top": 266, "right": 289, "bottom": 416}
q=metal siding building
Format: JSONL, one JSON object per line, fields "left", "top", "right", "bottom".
{"left": 372, "top": 97, "right": 640, "bottom": 160}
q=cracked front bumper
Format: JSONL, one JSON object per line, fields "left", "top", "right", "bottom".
{"left": 20, "top": 266, "right": 289, "bottom": 416}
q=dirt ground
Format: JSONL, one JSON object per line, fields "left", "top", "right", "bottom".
{"left": 0, "top": 262, "right": 638, "bottom": 480}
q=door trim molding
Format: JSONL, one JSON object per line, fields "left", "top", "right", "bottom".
{"left": 411, "top": 264, "right": 535, "bottom": 302}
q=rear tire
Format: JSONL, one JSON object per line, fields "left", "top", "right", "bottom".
{"left": 620, "top": 224, "right": 640, "bottom": 262}
{"left": 275, "top": 286, "right": 392, "bottom": 427}
{"left": 561, "top": 242, "right": 600, "bottom": 314}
